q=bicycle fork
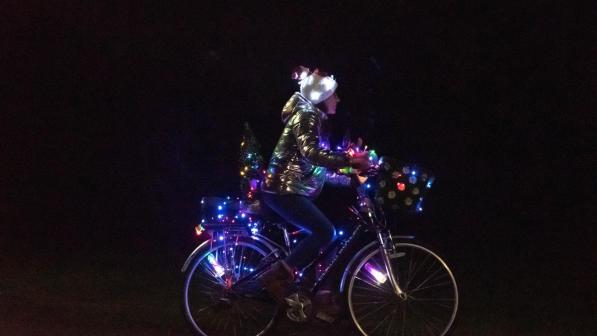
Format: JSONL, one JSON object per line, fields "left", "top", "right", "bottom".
{"left": 377, "top": 231, "right": 407, "bottom": 300}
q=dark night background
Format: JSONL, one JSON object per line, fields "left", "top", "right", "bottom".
{"left": 1, "top": 1, "right": 595, "bottom": 335}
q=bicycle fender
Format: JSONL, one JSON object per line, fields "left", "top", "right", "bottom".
{"left": 181, "top": 239, "right": 213, "bottom": 273}
{"left": 338, "top": 235, "right": 414, "bottom": 294}
{"left": 180, "top": 235, "right": 281, "bottom": 273}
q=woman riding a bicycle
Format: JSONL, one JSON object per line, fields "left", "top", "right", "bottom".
{"left": 260, "top": 66, "right": 370, "bottom": 303}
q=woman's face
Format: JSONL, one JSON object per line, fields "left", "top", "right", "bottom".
{"left": 323, "top": 92, "right": 340, "bottom": 115}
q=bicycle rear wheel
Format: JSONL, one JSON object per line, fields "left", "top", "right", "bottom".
{"left": 347, "top": 242, "right": 458, "bottom": 336}
{"left": 182, "top": 237, "right": 279, "bottom": 336}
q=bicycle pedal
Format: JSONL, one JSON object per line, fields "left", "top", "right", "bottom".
{"left": 390, "top": 252, "right": 406, "bottom": 258}
{"left": 315, "top": 311, "right": 336, "bottom": 324}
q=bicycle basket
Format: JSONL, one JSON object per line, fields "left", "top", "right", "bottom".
{"left": 371, "top": 157, "right": 435, "bottom": 213}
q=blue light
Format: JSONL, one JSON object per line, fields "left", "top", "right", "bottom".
{"left": 217, "top": 214, "right": 223, "bottom": 219}
{"left": 249, "top": 268, "right": 254, "bottom": 272}
{"left": 292, "top": 239, "right": 297, "bottom": 244}
{"left": 365, "top": 183, "right": 371, "bottom": 189}
{"left": 339, "top": 230, "right": 344, "bottom": 235}
{"left": 219, "top": 236, "right": 224, "bottom": 241}
{"left": 217, "top": 205, "right": 223, "bottom": 210}
{"left": 250, "top": 227, "right": 259, "bottom": 235}
{"left": 411, "top": 170, "right": 417, "bottom": 176}
{"left": 240, "top": 213, "right": 246, "bottom": 218}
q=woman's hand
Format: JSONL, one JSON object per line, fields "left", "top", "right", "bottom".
{"left": 349, "top": 151, "right": 371, "bottom": 171}
{"left": 353, "top": 171, "right": 368, "bottom": 185}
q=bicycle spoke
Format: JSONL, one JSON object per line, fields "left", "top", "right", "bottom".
{"left": 411, "top": 262, "right": 444, "bottom": 293}
{"left": 408, "top": 278, "right": 452, "bottom": 294}
{"left": 407, "top": 298, "right": 445, "bottom": 335}
{"left": 355, "top": 301, "right": 391, "bottom": 320}
{"left": 368, "top": 313, "right": 391, "bottom": 335}
{"left": 355, "top": 275, "right": 391, "bottom": 292}
{"left": 351, "top": 285, "right": 391, "bottom": 299}
{"left": 405, "top": 252, "right": 431, "bottom": 290}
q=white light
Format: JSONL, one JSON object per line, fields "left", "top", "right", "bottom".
{"left": 299, "top": 71, "right": 308, "bottom": 80}
{"left": 218, "top": 205, "right": 223, "bottom": 210}
{"left": 364, "top": 262, "right": 387, "bottom": 284}
{"left": 241, "top": 213, "right": 246, "bottom": 218}
{"left": 309, "top": 91, "right": 322, "bottom": 101}
{"left": 219, "top": 236, "right": 224, "bottom": 241}
{"left": 207, "top": 254, "right": 225, "bottom": 277}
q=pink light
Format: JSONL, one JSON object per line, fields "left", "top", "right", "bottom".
{"left": 364, "top": 262, "right": 387, "bottom": 284}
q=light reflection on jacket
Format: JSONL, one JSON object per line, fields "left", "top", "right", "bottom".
{"left": 262, "top": 92, "right": 351, "bottom": 198}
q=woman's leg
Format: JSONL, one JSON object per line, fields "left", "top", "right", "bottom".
{"left": 262, "top": 193, "right": 336, "bottom": 270}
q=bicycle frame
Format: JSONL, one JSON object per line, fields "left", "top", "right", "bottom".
{"left": 198, "top": 182, "right": 411, "bottom": 301}
{"left": 230, "top": 192, "right": 411, "bottom": 300}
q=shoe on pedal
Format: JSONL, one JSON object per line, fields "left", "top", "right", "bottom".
{"left": 260, "top": 260, "right": 295, "bottom": 304}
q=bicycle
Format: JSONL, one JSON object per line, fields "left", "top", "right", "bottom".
{"left": 181, "top": 157, "right": 459, "bottom": 336}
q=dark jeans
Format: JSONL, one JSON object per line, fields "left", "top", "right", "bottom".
{"left": 262, "top": 193, "right": 336, "bottom": 270}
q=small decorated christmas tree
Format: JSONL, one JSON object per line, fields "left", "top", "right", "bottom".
{"left": 239, "top": 122, "right": 264, "bottom": 202}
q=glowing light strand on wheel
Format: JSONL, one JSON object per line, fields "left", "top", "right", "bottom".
{"left": 364, "top": 262, "right": 388, "bottom": 284}
{"left": 206, "top": 253, "right": 226, "bottom": 277}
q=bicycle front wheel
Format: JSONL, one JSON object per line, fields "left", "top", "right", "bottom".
{"left": 347, "top": 242, "right": 458, "bottom": 336}
{"left": 182, "top": 236, "right": 279, "bottom": 336}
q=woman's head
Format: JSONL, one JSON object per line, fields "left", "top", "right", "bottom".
{"left": 318, "top": 92, "right": 340, "bottom": 115}
{"left": 294, "top": 67, "right": 338, "bottom": 107}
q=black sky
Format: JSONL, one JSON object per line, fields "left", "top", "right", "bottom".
{"left": 1, "top": 2, "right": 594, "bottom": 324}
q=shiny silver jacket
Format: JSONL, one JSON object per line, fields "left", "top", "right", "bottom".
{"left": 262, "top": 92, "right": 352, "bottom": 197}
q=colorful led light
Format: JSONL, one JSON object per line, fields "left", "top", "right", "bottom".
{"left": 207, "top": 254, "right": 225, "bottom": 277}
{"left": 364, "top": 262, "right": 387, "bottom": 284}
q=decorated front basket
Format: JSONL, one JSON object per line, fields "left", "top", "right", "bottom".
{"left": 372, "top": 157, "right": 435, "bottom": 213}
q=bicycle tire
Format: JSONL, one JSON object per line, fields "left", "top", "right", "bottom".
{"left": 182, "top": 236, "right": 280, "bottom": 336}
{"left": 347, "top": 242, "right": 458, "bottom": 336}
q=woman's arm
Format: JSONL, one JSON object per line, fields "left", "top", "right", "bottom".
{"left": 291, "top": 111, "right": 350, "bottom": 169}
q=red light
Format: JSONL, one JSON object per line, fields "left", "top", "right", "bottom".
{"left": 397, "top": 183, "right": 406, "bottom": 191}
